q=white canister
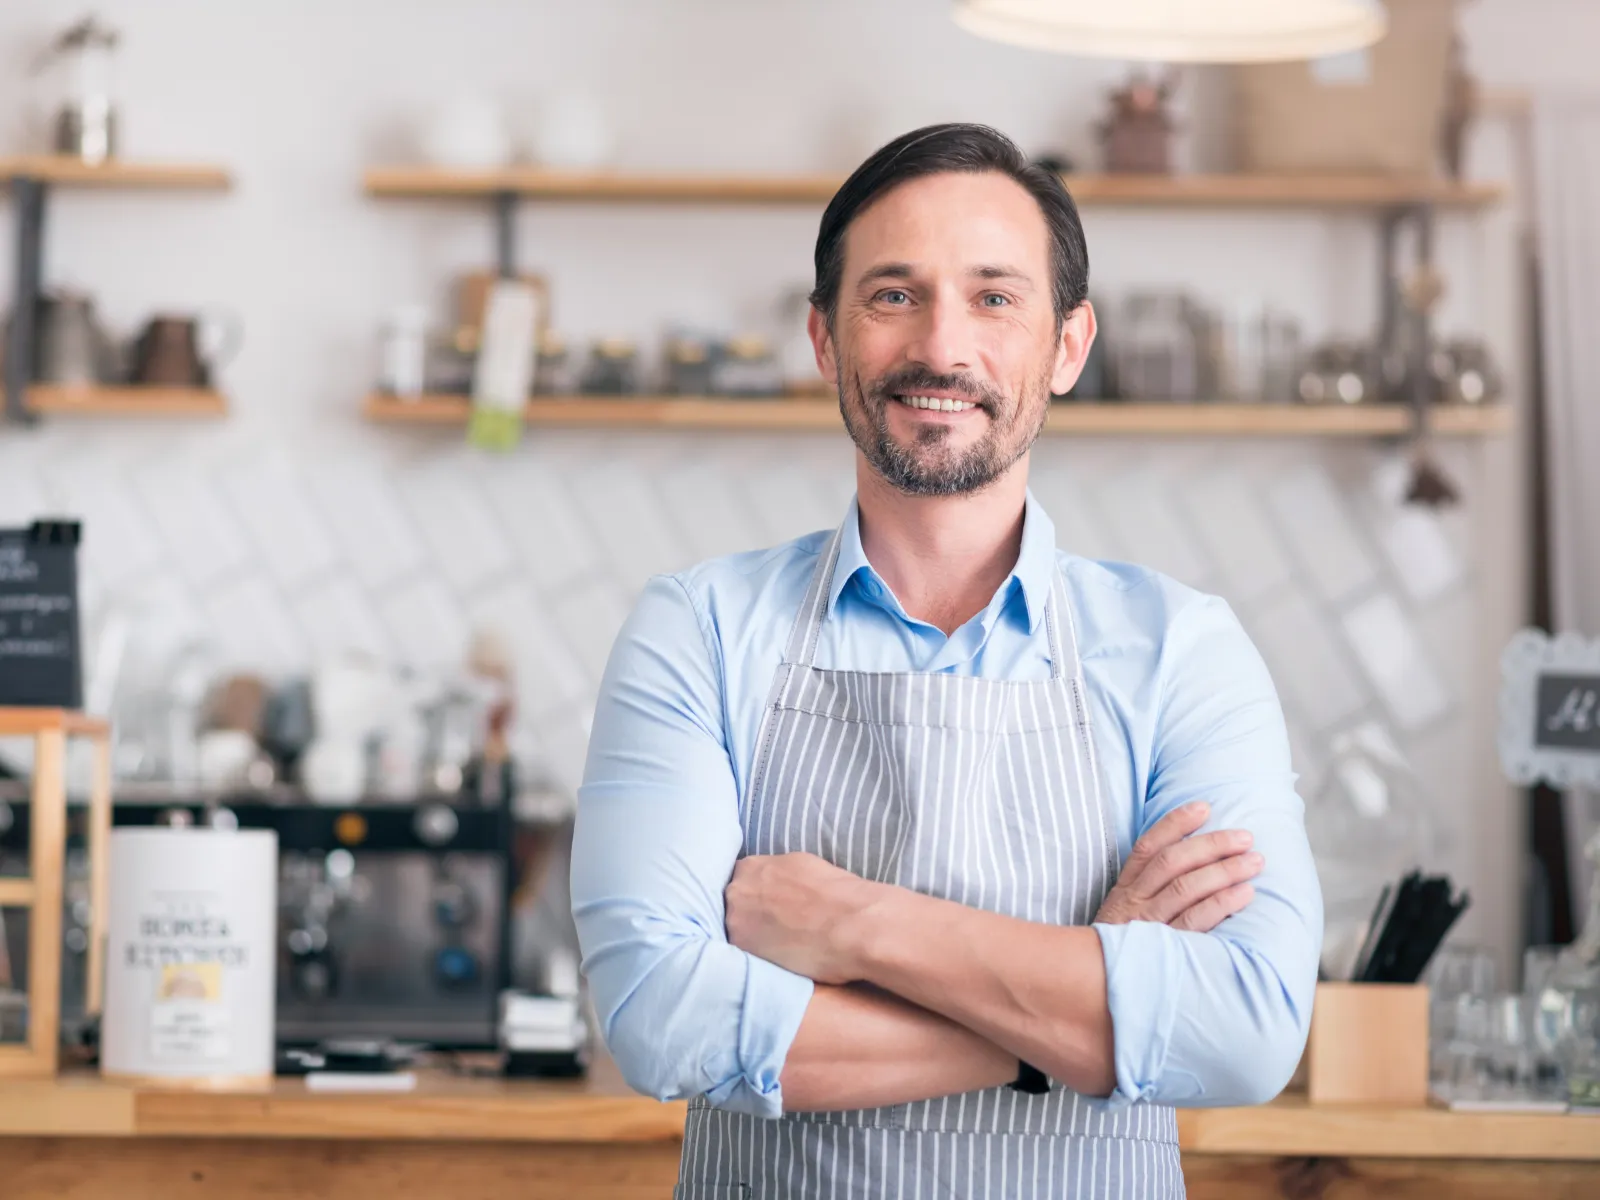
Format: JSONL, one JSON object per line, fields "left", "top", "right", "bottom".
{"left": 101, "top": 828, "right": 278, "bottom": 1088}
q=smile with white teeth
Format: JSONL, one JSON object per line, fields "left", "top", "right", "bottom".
{"left": 894, "top": 394, "right": 979, "bottom": 413}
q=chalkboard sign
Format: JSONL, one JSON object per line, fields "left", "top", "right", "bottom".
{"left": 0, "top": 520, "right": 83, "bottom": 709}
{"left": 1499, "top": 628, "right": 1600, "bottom": 787}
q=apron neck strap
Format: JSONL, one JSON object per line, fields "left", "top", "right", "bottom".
{"left": 784, "top": 524, "right": 845, "bottom": 667}
{"left": 784, "top": 520, "right": 1080, "bottom": 681}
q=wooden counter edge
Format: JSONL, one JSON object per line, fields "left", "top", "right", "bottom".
{"left": 1177, "top": 1096, "right": 1600, "bottom": 1162}
{"left": 132, "top": 1088, "right": 689, "bottom": 1142}
{"left": 1, "top": 1069, "right": 685, "bottom": 1143}
{"left": 0, "top": 1077, "right": 136, "bottom": 1136}
{"left": 6, "top": 1073, "right": 1599, "bottom": 1160}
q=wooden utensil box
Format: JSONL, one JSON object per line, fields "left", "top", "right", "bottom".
{"left": 1307, "top": 981, "right": 1430, "bottom": 1106}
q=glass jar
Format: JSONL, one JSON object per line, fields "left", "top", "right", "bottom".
{"left": 1114, "top": 293, "right": 1201, "bottom": 402}
{"left": 377, "top": 305, "right": 429, "bottom": 399}
{"left": 423, "top": 326, "right": 476, "bottom": 395}
{"left": 1298, "top": 339, "right": 1380, "bottom": 406}
{"left": 533, "top": 330, "right": 579, "bottom": 396}
{"left": 711, "top": 335, "right": 784, "bottom": 397}
{"left": 40, "top": 16, "right": 120, "bottom": 164}
{"left": 580, "top": 338, "right": 639, "bottom": 395}
{"left": 663, "top": 336, "right": 715, "bottom": 396}
{"left": 1564, "top": 989, "right": 1600, "bottom": 1108}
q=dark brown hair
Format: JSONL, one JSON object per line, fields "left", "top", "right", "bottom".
{"left": 809, "top": 122, "right": 1089, "bottom": 328}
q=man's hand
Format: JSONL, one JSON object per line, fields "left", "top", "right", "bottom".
{"left": 725, "top": 852, "right": 879, "bottom": 985}
{"left": 1094, "top": 801, "right": 1262, "bottom": 931}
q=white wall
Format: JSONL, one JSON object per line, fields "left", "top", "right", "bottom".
{"left": 0, "top": 0, "right": 1577, "bottom": 972}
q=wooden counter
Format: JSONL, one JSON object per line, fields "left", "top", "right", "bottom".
{"left": 3, "top": 1063, "right": 1597, "bottom": 1198}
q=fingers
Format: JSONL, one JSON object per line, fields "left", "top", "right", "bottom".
{"left": 1170, "top": 882, "right": 1257, "bottom": 933}
{"left": 1148, "top": 851, "right": 1263, "bottom": 922}
{"left": 1138, "top": 828, "right": 1255, "bottom": 898}
{"left": 1124, "top": 801, "right": 1212, "bottom": 875}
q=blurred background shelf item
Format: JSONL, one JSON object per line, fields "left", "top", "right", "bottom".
{"left": 0, "top": 158, "right": 231, "bottom": 189}
{"left": 363, "top": 167, "right": 1502, "bottom": 209}
{"left": 361, "top": 393, "right": 1511, "bottom": 437}
{"left": 24, "top": 385, "right": 227, "bottom": 418}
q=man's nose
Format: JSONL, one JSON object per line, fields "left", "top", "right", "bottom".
{"left": 903, "top": 292, "right": 976, "bottom": 376}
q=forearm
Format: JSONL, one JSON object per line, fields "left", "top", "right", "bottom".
{"left": 781, "top": 983, "right": 1017, "bottom": 1112}
{"left": 844, "top": 886, "right": 1116, "bottom": 1097}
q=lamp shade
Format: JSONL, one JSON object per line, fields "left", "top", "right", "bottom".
{"left": 952, "top": 0, "right": 1389, "bottom": 63}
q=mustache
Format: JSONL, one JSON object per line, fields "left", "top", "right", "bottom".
{"left": 867, "top": 367, "right": 1004, "bottom": 414}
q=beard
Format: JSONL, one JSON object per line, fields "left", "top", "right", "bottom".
{"left": 837, "top": 360, "right": 1053, "bottom": 497}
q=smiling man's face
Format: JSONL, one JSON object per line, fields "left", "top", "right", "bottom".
{"left": 811, "top": 170, "right": 1094, "bottom": 496}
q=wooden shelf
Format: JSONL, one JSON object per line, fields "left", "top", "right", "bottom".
{"left": 363, "top": 167, "right": 1502, "bottom": 209}
{"left": 24, "top": 386, "right": 228, "bottom": 418}
{"left": 363, "top": 393, "right": 1512, "bottom": 437}
{"left": 0, "top": 157, "right": 231, "bottom": 189}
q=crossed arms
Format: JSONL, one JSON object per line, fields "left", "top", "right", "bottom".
{"left": 571, "top": 577, "right": 1324, "bottom": 1119}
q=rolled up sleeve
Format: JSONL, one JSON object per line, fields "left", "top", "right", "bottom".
{"left": 571, "top": 575, "right": 814, "bottom": 1118}
{"left": 1092, "top": 595, "right": 1324, "bottom": 1108}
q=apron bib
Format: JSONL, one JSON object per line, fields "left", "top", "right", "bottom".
{"left": 677, "top": 526, "right": 1182, "bottom": 1199}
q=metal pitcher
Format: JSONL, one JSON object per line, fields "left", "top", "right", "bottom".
{"left": 39, "top": 291, "right": 116, "bottom": 385}
{"left": 1, "top": 291, "right": 116, "bottom": 385}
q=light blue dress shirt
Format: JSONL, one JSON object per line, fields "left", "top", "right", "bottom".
{"left": 571, "top": 491, "right": 1323, "bottom": 1120}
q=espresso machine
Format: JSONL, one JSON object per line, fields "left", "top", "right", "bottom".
{"left": 273, "top": 795, "right": 514, "bottom": 1047}
{"left": 0, "top": 773, "right": 578, "bottom": 1054}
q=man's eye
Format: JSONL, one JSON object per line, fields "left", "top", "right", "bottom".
{"left": 981, "top": 293, "right": 1010, "bottom": 307}
{"left": 877, "top": 289, "right": 910, "bottom": 305}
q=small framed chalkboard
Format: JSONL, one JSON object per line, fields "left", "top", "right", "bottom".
{"left": 1499, "top": 627, "right": 1600, "bottom": 787}
{"left": 0, "top": 520, "right": 83, "bottom": 709}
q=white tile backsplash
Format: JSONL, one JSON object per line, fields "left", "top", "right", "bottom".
{"left": 305, "top": 462, "right": 429, "bottom": 591}
{"left": 656, "top": 458, "right": 771, "bottom": 564}
{"left": 1340, "top": 592, "right": 1452, "bottom": 731}
{"left": 399, "top": 458, "right": 520, "bottom": 593}
{"left": 291, "top": 575, "right": 394, "bottom": 662}
{"left": 1028, "top": 470, "right": 1117, "bottom": 562}
{"left": 219, "top": 452, "right": 342, "bottom": 589}
{"left": 1269, "top": 466, "right": 1379, "bottom": 603}
{"left": 467, "top": 581, "right": 592, "bottom": 710}
{"left": 201, "top": 576, "right": 308, "bottom": 673}
{"left": 551, "top": 578, "right": 635, "bottom": 685}
{"left": 0, "top": 449, "right": 47, "bottom": 528}
{"left": 1245, "top": 588, "right": 1369, "bottom": 731}
{"left": 1094, "top": 470, "right": 1210, "bottom": 588}
{"left": 732, "top": 443, "right": 852, "bottom": 547}
{"left": 1185, "top": 470, "right": 1295, "bottom": 605}
{"left": 43, "top": 466, "right": 165, "bottom": 586}
{"left": 479, "top": 451, "right": 603, "bottom": 595}
{"left": 564, "top": 456, "right": 696, "bottom": 586}
{"left": 375, "top": 577, "right": 469, "bottom": 672}
{"left": 132, "top": 466, "right": 253, "bottom": 589}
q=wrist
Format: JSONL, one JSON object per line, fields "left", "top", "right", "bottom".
{"left": 834, "top": 877, "right": 900, "bottom": 981}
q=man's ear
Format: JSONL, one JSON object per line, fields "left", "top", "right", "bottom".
{"left": 808, "top": 306, "right": 838, "bottom": 381}
{"left": 1049, "top": 301, "right": 1097, "bottom": 397}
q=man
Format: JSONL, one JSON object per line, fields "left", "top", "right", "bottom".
{"left": 572, "top": 123, "right": 1322, "bottom": 1198}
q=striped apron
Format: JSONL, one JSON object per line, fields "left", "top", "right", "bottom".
{"left": 677, "top": 525, "right": 1182, "bottom": 1199}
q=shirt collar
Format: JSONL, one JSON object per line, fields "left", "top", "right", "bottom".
{"left": 826, "top": 491, "right": 1056, "bottom": 635}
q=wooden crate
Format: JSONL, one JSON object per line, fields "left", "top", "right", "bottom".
{"left": 0, "top": 709, "right": 112, "bottom": 1077}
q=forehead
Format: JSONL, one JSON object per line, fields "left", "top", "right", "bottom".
{"left": 842, "top": 171, "right": 1052, "bottom": 279}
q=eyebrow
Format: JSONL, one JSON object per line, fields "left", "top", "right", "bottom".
{"left": 972, "top": 264, "right": 1035, "bottom": 287}
{"left": 854, "top": 262, "right": 1037, "bottom": 289}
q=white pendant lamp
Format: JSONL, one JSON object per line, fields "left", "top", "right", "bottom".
{"left": 953, "top": 0, "right": 1389, "bottom": 63}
